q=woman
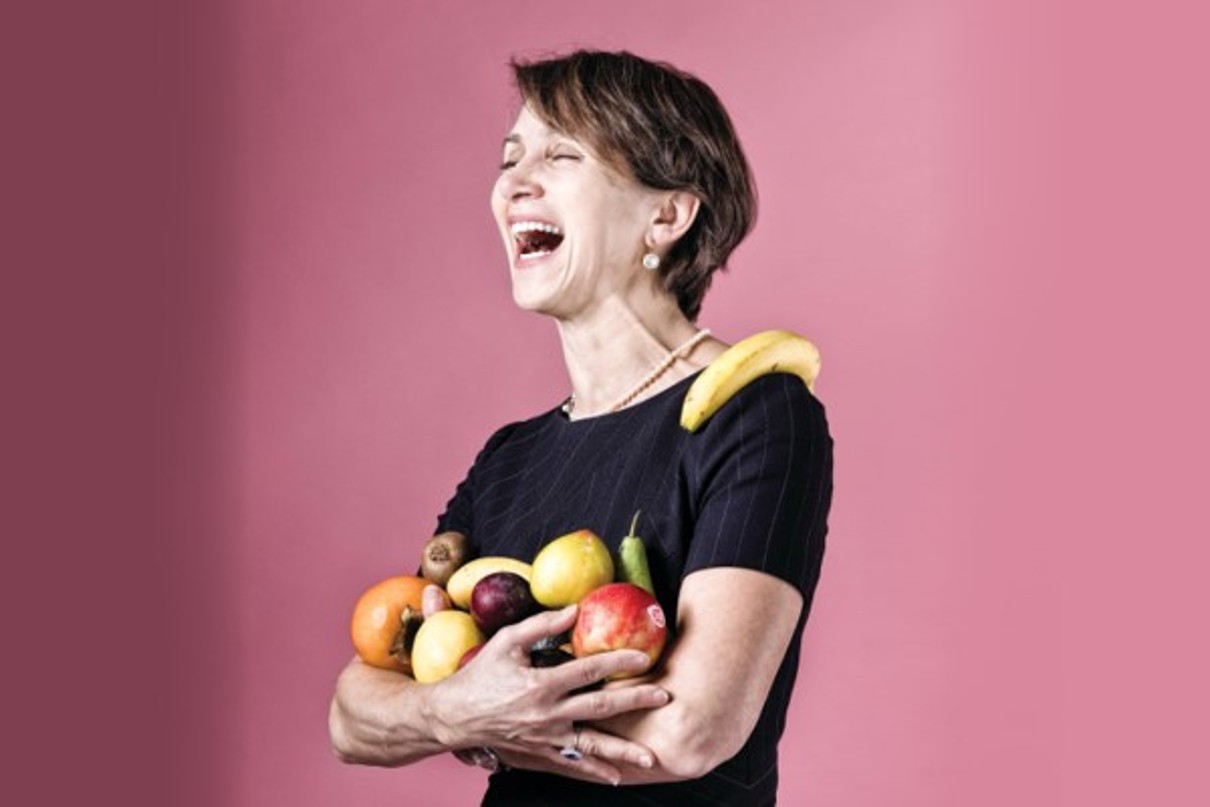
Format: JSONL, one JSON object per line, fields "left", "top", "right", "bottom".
{"left": 330, "top": 50, "right": 834, "bottom": 805}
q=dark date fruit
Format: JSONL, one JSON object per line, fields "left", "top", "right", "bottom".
{"left": 529, "top": 629, "right": 572, "bottom": 654}
{"left": 470, "top": 571, "right": 537, "bottom": 635}
{"left": 530, "top": 647, "right": 575, "bottom": 668}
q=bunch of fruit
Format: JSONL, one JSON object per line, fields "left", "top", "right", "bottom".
{"left": 349, "top": 512, "right": 667, "bottom": 684}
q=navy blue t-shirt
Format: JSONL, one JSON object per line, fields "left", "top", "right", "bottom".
{"left": 436, "top": 370, "right": 834, "bottom": 806}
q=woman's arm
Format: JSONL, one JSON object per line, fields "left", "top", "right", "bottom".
{"left": 577, "top": 374, "right": 829, "bottom": 783}
{"left": 329, "top": 605, "right": 671, "bottom": 785}
{"left": 328, "top": 657, "right": 448, "bottom": 767}
{"left": 581, "top": 567, "right": 804, "bottom": 784}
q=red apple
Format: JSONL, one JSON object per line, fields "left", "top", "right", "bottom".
{"left": 571, "top": 583, "right": 668, "bottom": 678}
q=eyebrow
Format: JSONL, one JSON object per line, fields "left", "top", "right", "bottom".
{"left": 502, "top": 134, "right": 521, "bottom": 146}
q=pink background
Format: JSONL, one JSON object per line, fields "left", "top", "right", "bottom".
{"left": 7, "top": 1, "right": 1207, "bottom": 806}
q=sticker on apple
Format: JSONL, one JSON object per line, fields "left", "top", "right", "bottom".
{"left": 647, "top": 603, "right": 666, "bottom": 629}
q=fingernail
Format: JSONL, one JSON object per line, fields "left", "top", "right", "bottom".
{"left": 639, "top": 754, "right": 654, "bottom": 769}
{"left": 611, "top": 777, "right": 621, "bottom": 786}
{"left": 653, "top": 688, "right": 670, "bottom": 704}
{"left": 562, "top": 604, "right": 577, "bottom": 615}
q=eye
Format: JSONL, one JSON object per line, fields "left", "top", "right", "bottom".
{"left": 499, "top": 159, "right": 517, "bottom": 171}
{"left": 549, "top": 148, "right": 582, "bottom": 163}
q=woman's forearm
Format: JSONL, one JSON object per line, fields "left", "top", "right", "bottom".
{"left": 589, "top": 568, "right": 806, "bottom": 784}
{"left": 590, "top": 700, "right": 721, "bottom": 783}
{"left": 329, "top": 657, "right": 450, "bottom": 767}
{"left": 329, "top": 607, "right": 670, "bottom": 775}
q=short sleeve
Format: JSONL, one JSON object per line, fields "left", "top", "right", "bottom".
{"left": 433, "top": 422, "right": 520, "bottom": 540}
{"left": 683, "top": 373, "right": 834, "bottom": 596}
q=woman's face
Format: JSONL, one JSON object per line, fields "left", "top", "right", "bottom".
{"left": 492, "top": 106, "right": 660, "bottom": 319}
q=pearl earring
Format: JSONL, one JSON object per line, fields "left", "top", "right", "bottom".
{"left": 642, "top": 252, "right": 660, "bottom": 271}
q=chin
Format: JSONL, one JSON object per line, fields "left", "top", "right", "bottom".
{"left": 510, "top": 286, "right": 563, "bottom": 317}
{"left": 510, "top": 287, "right": 545, "bottom": 313}
{"left": 509, "top": 264, "right": 569, "bottom": 316}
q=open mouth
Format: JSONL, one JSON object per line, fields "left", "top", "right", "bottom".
{"left": 511, "top": 220, "right": 564, "bottom": 263}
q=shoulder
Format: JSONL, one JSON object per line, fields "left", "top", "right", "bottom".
{"left": 691, "top": 373, "right": 829, "bottom": 444}
{"left": 683, "top": 373, "right": 832, "bottom": 488}
{"left": 471, "top": 404, "right": 563, "bottom": 463}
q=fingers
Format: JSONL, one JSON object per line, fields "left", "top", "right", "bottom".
{"left": 496, "top": 745, "right": 625, "bottom": 787}
{"left": 572, "top": 727, "right": 657, "bottom": 771}
{"left": 554, "top": 683, "right": 671, "bottom": 723}
{"left": 493, "top": 605, "right": 578, "bottom": 650}
{"left": 422, "top": 585, "right": 451, "bottom": 618}
{"left": 538, "top": 744, "right": 626, "bottom": 786}
{"left": 541, "top": 649, "right": 654, "bottom": 692}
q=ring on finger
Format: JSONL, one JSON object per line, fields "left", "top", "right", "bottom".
{"left": 558, "top": 724, "right": 584, "bottom": 762}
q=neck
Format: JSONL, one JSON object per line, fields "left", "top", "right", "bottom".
{"left": 554, "top": 295, "right": 715, "bottom": 418}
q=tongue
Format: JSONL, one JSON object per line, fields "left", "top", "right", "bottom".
{"left": 520, "top": 230, "right": 564, "bottom": 255}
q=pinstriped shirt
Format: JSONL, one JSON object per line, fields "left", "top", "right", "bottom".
{"left": 437, "top": 370, "right": 834, "bottom": 806}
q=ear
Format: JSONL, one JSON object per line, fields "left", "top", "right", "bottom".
{"left": 646, "top": 191, "right": 701, "bottom": 251}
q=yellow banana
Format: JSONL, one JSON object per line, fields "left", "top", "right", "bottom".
{"left": 680, "top": 329, "right": 821, "bottom": 433}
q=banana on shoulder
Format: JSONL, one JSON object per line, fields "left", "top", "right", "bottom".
{"left": 680, "top": 329, "right": 821, "bottom": 433}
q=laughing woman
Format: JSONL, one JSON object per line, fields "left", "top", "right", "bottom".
{"left": 329, "top": 50, "right": 834, "bottom": 806}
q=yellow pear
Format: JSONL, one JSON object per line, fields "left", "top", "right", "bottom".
{"left": 530, "top": 529, "right": 614, "bottom": 607}
{"left": 410, "top": 610, "right": 484, "bottom": 684}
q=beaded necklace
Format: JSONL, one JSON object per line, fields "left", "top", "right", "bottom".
{"left": 561, "top": 329, "right": 711, "bottom": 417}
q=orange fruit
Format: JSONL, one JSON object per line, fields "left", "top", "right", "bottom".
{"left": 350, "top": 575, "right": 429, "bottom": 673}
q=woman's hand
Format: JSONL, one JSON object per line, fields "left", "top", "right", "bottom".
{"left": 491, "top": 743, "right": 647, "bottom": 788}
{"left": 331, "top": 604, "right": 669, "bottom": 777}
{"left": 426, "top": 604, "right": 668, "bottom": 783}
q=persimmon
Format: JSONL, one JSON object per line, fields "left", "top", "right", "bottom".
{"left": 350, "top": 575, "right": 429, "bottom": 674}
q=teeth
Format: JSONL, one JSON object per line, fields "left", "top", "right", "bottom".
{"left": 510, "top": 221, "right": 563, "bottom": 236}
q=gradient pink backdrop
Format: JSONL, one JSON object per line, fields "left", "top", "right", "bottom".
{"left": 233, "top": 2, "right": 1041, "bottom": 804}
{"left": 8, "top": 1, "right": 1207, "bottom": 806}
{"left": 229, "top": 1, "right": 1207, "bottom": 805}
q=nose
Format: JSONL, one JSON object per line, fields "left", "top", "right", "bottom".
{"left": 496, "top": 159, "right": 543, "bottom": 202}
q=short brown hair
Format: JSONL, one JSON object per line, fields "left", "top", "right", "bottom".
{"left": 511, "top": 50, "right": 757, "bottom": 322}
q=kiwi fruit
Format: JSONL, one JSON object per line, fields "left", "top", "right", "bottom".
{"left": 420, "top": 531, "right": 472, "bottom": 588}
